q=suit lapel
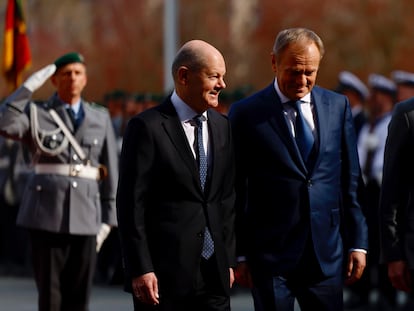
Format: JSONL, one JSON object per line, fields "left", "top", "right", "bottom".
{"left": 261, "top": 85, "right": 305, "bottom": 169}
{"left": 205, "top": 109, "right": 221, "bottom": 195}
{"left": 159, "top": 100, "right": 201, "bottom": 188}
{"left": 311, "top": 88, "right": 330, "bottom": 170}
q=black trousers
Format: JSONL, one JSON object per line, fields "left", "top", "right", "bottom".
{"left": 132, "top": 255, "right": 230, "bottom": 311}
{"left": 29, "top": 229, "right": 96, "bottom": 311}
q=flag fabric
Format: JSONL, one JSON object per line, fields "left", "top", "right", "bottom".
{"left": 3, "top": 0, "right": 31, "bottom": 90}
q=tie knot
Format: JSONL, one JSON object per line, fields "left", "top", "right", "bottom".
{"left": 288, "top": 100, "right": 302, "bottom": 110}
{"left": 193, "top": 115, "right": 205, "bottom": 127}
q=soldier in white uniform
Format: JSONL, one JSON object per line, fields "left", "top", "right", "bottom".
{"left": 0, "top": 52, "right": 118, "bottom": 311}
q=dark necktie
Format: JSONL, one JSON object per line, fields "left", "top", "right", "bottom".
{"left": 194, "top": 115, "right": 207, "bottom": 190}
{"left": 66, "top": 107, "right": 79, "bottom": 129}
{"left": 292, "top": 100, "right": 314, "bottom": 162}
{"left": 193, "top": 115, "right": 214, "bottom": 259}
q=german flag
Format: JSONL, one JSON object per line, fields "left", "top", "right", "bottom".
{"left": 3, "top": 0, "right": 31, "bottom": 90}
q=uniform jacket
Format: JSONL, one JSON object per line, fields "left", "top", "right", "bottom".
{"left": 380, "top": 99, "right": 414, "bottom": 269}
{"left": 0, "top": 86, "right": 118, "bottom": 235}
{"left": 116, "top": 98, "right": 236, "bottom": 296}
{"left": 228, "top": 83, "right": 368, "bottom": 278}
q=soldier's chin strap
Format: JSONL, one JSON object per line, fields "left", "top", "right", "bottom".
{"left": 30, "top": 103, "right": 69, "bottom": 156}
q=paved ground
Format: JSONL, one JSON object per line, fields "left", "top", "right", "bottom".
{"left": 0, "top": 276, "right": 254, "bottom": 311}
{"left": 1, "top": 276, "right": 413, "bottom": 311}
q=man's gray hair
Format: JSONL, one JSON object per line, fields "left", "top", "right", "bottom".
{"left": 273, "top": 27, "right": 325, "bottom": 60}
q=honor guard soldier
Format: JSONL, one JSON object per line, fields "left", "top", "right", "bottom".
{"left": 391, "top": 70, "right": 414, "bottom": 102}
{"left": 335, "top": 71, "right": 369, "bottom": 139}
{"left": 0, "top": 52, "right": 119, "bottom": 311}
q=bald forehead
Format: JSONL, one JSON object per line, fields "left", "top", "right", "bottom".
{"left": 172, "top": 40, "right": 224, "bottom": 77}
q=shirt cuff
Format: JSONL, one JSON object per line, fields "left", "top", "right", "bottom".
{"left": 349, "top": 248, "right": 367, "bottom": 254}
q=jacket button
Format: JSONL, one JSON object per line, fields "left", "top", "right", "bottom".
{"left": 72, "top": 181, "right": 78, "bottom": 188}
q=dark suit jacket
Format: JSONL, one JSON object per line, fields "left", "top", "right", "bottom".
{"left": 228, "top": 83, "right": 368, "bottom": 279}
{"left": 380, "top": 99, "right": 414, "bottom": 269}
{"left": 116, "top": 98, "right": 236, "bottom": 296}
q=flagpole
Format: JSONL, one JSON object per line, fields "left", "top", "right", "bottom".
{"left": 163, "top": 0, "right": 178, "bottom": 95}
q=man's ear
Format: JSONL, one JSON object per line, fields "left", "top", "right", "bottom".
{"left": 177, "top": 66, "right": 189, "bottom": 85}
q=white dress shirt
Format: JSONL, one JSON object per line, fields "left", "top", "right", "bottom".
{"left": 170, "top": 91, "right": 210, "bottom": 161}
{"left": 273, "top": 79, "right": 316, "bottom": 139}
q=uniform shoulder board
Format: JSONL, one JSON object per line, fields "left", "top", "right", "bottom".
{"left": 33, "top": 100, "right": 54, "bottom": 110}
{"left": 33, "top": 100, "right": 50, "bottom": 109}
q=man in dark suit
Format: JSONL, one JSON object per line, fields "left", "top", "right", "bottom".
{"left": 380, "top": 96, "right": 414, "bottom": 308}
{"left": 116, "top": 39, "right": 236, "bottom": 311}
{"left": 228, "top": 27, "right": 368, "bottom": 311}
{"left": 0, "top": 53, "right": 119, "bottom": 311}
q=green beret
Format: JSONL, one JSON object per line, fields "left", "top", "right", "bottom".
{"left": 54, "top": 52, "right": 85, "bottom": 69}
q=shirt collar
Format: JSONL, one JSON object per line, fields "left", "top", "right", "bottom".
{"left": 60, "top": 98, "right": 82, "bottom": 114}
{"left": 171, "top": 90, "right": 208, "bottom": 122}
{"left": 273, "top": 78, "right": 311, "bottom": 104}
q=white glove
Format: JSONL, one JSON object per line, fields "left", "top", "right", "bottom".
{"left": 23, "top": 64, "right": 56, "bottom": 92}
{"left": 96, "top": 223, "right": 111, "bottom": 252}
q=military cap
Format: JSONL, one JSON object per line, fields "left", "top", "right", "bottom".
{"left": 391, "top": 70, "right": 414, "bottom": 86}
{"left": 335, "top": 71, "right": 369, "bottom": 101}
{"left": 368, "top": 73, "right": 396, "bottom": 95}
{"left": 54, "top": 52, "right": 85, "bottom": 70}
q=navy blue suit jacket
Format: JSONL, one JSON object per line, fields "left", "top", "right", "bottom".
{"left": 228, "top": 83, "right": 368, "bottom": 278}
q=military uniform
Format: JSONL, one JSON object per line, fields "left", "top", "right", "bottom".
{"left": 0, "top": 57, "right": 118, "bottom": 310}
{"left": 0, "top": 87, "right": 118, "bottom": 234}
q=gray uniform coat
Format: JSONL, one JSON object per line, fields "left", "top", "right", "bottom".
{"left": 0, "top": 86, "right": 118, "bottom": 235}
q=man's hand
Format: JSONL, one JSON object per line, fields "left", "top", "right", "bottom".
{"left": 344, "top": 250, "right": 367, "bottom": 285}
{"left": 229, "top": 268, "right": 235, "bottom": 288}
{"left": 23, "top": 64, "right": 56, "bottom": 92}
{"left": 388, "top": 260, "right": 412, "bottom": 292}
{"left": 132, "top": 272, "right": 159, "bottom": 305}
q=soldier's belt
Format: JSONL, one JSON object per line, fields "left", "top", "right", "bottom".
{"left": 34, "top": 164, "right": 101, "bottom": 180}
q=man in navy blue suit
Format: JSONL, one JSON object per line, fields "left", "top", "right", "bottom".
{"left": 228, "top": 27, "right": 368, "bottom": 311}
